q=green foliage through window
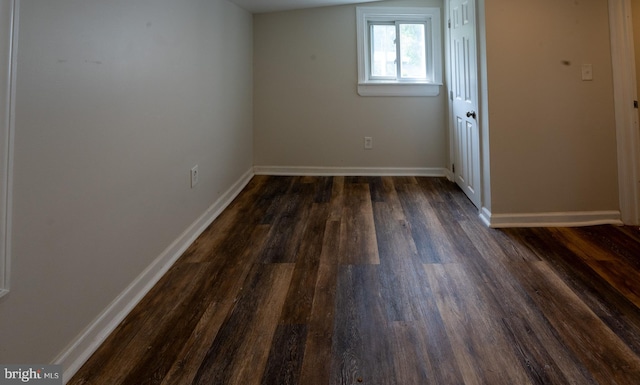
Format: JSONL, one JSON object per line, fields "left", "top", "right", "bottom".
{"left": 369, "top": 22, "right": 427, "bottom": 80}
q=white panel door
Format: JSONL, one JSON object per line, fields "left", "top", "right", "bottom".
{"left": 450, "top": 0, "right": 480, "bottom": 208}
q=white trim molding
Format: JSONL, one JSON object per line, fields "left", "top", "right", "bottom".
{"left": 443, "top": 167, "right": 454, "bottom": 182}
{"left": 54, "top": 168, "right": 254, "bottom": 383}
{"left": 253, "top": 166, "right": 447, "bottom": 177}
{"left": 0, "top": 0, "right": 19, "bottom": 298}
{"left": 357, "top": 82, "right": 441, "bottom": 97}
{"left": 609, "top": 0, "right": 640, "bottom": 225}
{"left": 356, "top": 6, "right": 443, "bottom": 97}
{"left": 480, "top": 208, "right": 623, "bottom": 228}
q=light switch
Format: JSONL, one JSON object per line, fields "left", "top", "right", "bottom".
{"left": 581, "top": 64, "right": 593, "bottom": 81}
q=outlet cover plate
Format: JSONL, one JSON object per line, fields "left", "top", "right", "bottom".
{"left": 364, "top": 136, "right": 373, "bottom": 149}
{"left": 190, "top": 165, "right": 199, "bottom": 188}
{"left": 581, "top": 64, "right": 593, "bottom": 81}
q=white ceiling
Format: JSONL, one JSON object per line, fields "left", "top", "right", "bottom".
{"left": 229, "top": 0, "right": 383, "bottom": 14}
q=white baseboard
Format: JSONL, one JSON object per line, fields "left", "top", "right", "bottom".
{"left": 479, "top": 207, "right": 492, "bottom": 227}
{"left": 54, "top": 168, "right": 254, "bottom": 383}
{"left": 253, "top": 165, "right": 447, "bottom": 177}
{"left": 480, "top": 207, "right": 624, "bottom": 228}
{"left": 443, "top": 168, "right": 454, "bottom": 182}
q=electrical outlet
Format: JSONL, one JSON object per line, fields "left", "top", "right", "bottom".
{"left": 364, "top": 136, "right": 373, "bottom": 150}
{"left": 190, "top": 165, "right": 199, "bottom": 188}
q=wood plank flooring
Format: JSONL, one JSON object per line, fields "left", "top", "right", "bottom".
{"left": 69, "top": 176, "right": 640, "bottom": 385}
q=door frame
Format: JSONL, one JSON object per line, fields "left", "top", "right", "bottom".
{"left": 609, "top": 0, "right": 640, "bottom": 226}
{"left": 0, "top": 0, "right": 19, "bottom": 297}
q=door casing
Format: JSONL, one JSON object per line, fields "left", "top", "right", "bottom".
{"left": 609, "top": 0, "right": 640, "bottom": 226}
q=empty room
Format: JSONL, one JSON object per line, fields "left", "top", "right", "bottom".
{"left": 1, "top": 0, "right": 640, "bottom": 384}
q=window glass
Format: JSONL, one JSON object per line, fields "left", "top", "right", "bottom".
{"left": 371, "top": 24, "right": 396, "bottom": 78}
{"left": 399, "top": 23, "right": 426, "bottom": 79}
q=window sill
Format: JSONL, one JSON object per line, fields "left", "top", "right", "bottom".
{"left": 357, "top": 82, "right": 442, "bottom": 97}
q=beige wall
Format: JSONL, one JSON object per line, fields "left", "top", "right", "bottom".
{"left": 482, "top": 0, "right": 619, "bottom": 214}
{"left": 0, "top": 0, "right": 253, "bottom": 362}
{"left": 253, "top": 0, "right": 447, "bottom": 169}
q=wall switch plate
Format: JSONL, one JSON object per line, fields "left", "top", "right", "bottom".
{"left": 364, "top": 136, "right": 373, "bottom": 149}
{"left": 190, "top": 165, "right": 199, "bottom": 188}
{"left": 581, "top": 64, "right": 593, "bottom": 81}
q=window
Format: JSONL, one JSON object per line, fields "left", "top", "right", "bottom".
{"left": 356, "top": 7, "right": 442, "bottom": 96}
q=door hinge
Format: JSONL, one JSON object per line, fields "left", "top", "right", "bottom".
{"left": 452, "top": 164, "right": 455, "bottom": 173}
{"left": 634, "top": 100, "right": 638, "bottom": 109}
{"left": 448, "top": 19, "right": 451, "bottom": 28}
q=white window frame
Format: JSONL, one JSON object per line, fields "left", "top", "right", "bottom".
{"left": 356, "top": 6, "right": 442, "bottom": 97}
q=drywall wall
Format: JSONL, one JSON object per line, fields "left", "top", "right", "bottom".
{"left": 253, "top": 0, "right": 447, "bottom": 170}
{"left": 483, "top": 0, "right": 619, "bottom": 214}
{"left": 0, "top": 0, "right": 253, "bottom": 363}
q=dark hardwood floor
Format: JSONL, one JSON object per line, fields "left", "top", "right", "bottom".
{"left": 69, "top": 176, "right": 640, "bottom": 385}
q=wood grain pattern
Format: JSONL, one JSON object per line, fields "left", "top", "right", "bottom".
{"left": 298, "top": 220, "right": 340, "bottom": 385}
{"left": 70, "top": 176, "right": 640, "bottom": 385}
{"left": 339, "top": 182, "right": 380, "bottom": 265}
